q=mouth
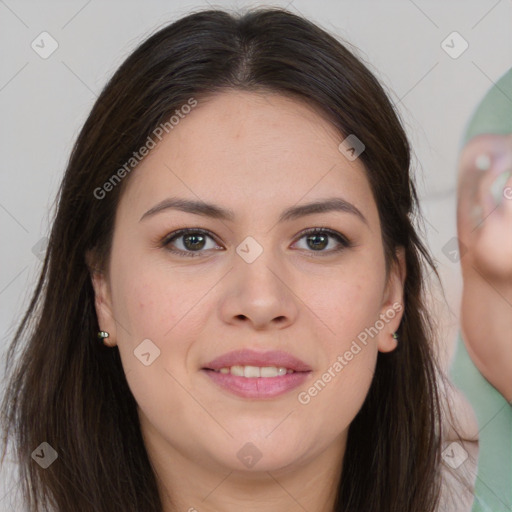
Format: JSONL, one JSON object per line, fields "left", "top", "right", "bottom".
{"left": 209, "top": 365, "right": 296, "bottom": 377}
{"left": 201, "top": 349, "right": 312, "bottom": 399}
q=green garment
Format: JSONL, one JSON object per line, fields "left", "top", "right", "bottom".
{"left": 450, "top": 337, "right": 512, "bottom": 511}
{"left": 461, "top": 68, "right": 512, "bottom": 146}
{"left": 449, "top": 67, "right": 512, "bottom": 511}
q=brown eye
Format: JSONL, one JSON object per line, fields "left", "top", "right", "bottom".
{"left": 305, "top": 233, "right": 329, "bottom": 250}
{"left": 181, "top": 233, "right": 206, "bottom": 250}
{"left": 162, "top": 228, "right": 223, "bottom": 257}
{"left": 294, "top": 228, "right": 351, "bottom": 254}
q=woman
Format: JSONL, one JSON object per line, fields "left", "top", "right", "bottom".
{"left": 1, "top": 7, "right": 470, "bottom": 512}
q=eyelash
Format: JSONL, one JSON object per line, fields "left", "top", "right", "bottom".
{"left": 160, "top": 227, "right": 352, "bottom": 258}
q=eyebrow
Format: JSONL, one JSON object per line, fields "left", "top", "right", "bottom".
{"left": 139, "top": 197, "right": 367, "bottom": 225}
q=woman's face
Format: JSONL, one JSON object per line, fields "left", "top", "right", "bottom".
{"left": 91, "top": 90, "right": 404, "bottom": 478}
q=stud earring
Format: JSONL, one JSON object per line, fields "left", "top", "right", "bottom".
{"left": 97, "top": 331, "right": 110, "bottom": 340}
{"left": 392, "top": 332, "right": 399, "bottom": 340}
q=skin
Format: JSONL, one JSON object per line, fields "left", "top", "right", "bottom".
{"left": 89, "top": 90, "right": 405, "bottom": 512}
{"left": 457, "top": 133, "right": 512, "bottom": 402}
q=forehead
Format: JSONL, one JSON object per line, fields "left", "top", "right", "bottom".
{"left": 120, "top": 90, "right": 377, "bottom": 225}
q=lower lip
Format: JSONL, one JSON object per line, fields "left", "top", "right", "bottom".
{"left": 202, "top": 369, "right": 310, "bottom": 399}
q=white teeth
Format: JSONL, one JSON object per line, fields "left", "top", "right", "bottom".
{"left": 216, "top": 365, "right": 294, "bottom": 377}
{"left": 260, "top": 366, "right": 279, "bottom": 377}
{"left": 244, "top": 365, "right": 261, "bottom": 378}
{"left": 231, "top": 365, "right": 245, "bottom": 377}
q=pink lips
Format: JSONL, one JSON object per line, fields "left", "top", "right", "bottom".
{"left": 202, "top": 349, "right": 312, "bottom": 399}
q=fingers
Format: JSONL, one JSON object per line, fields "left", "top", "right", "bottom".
{"left": 503, "top": 170, "right": 512, "bottom": 217}
{"left": 457, "top": 133, "right": 512, "bottom": 239}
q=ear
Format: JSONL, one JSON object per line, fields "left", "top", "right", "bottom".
{"left": 377, "top": 247, "right": 406, "bottom": 353}
{"left": 86, "top": 250, "right": 117, "bottom": 347}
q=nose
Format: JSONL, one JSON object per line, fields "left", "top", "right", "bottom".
{"left": 218, "top": 250, "right": 299, "bottom": 331}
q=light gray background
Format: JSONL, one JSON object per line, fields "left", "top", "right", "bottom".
{"left": 1, "top": 0, "right": 511, "bottom": 509}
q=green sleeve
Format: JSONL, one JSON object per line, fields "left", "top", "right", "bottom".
{"left": 449, "top": 335, "right": 512, "bottom": 511}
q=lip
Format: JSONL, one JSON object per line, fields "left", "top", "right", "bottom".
{"left": 201, "top": 349, "right": 312, "bottom": 399}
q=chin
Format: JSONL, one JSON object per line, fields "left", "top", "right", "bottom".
{"left": 210, "top": 435, "right": 314, "bottom": 474}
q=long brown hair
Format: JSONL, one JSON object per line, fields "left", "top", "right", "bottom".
{"left": 2, "top": 7, "right": 447, "bottom": 511}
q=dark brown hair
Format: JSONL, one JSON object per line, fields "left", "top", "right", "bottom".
{"left": 2, "top": 7, "right": 449, "bottom": 511}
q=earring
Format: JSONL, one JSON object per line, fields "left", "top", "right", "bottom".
{"left": 392, "top": 332, "right": 399, "bottom": 340}
{"left": 97, "top": 331, "right": 110, "bottom": 340}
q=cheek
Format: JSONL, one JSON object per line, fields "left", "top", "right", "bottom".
{"left": 308, "top": 258, "right": 386, "bottom": 345}
{"left": 110, "top": 245, "right": 213, "bottom": 343}
{"left": 108, "top": 259, "right": 203, "bottom": 431}
{"left": 108, "top": 249, "right": 220, "bottom": 404}
{"left": 296, "top": 283, "right": 380, "bottom": 441}
{"left": 296, "top": 255, "right": 385, "bottom": 412}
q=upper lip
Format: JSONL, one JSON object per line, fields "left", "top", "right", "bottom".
{"left": 203, "top": 349, "right": 312, "bottom": 372}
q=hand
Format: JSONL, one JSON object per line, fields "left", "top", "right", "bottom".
{"left": 457, "top": 133, "right": 512, "bottom": 402}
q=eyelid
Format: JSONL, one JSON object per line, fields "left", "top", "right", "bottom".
{"left": 161, "top": 227, "right": 219, "bottom": 245}
{"left": 293, "top": 226, "right": 351, "bottom": 246}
